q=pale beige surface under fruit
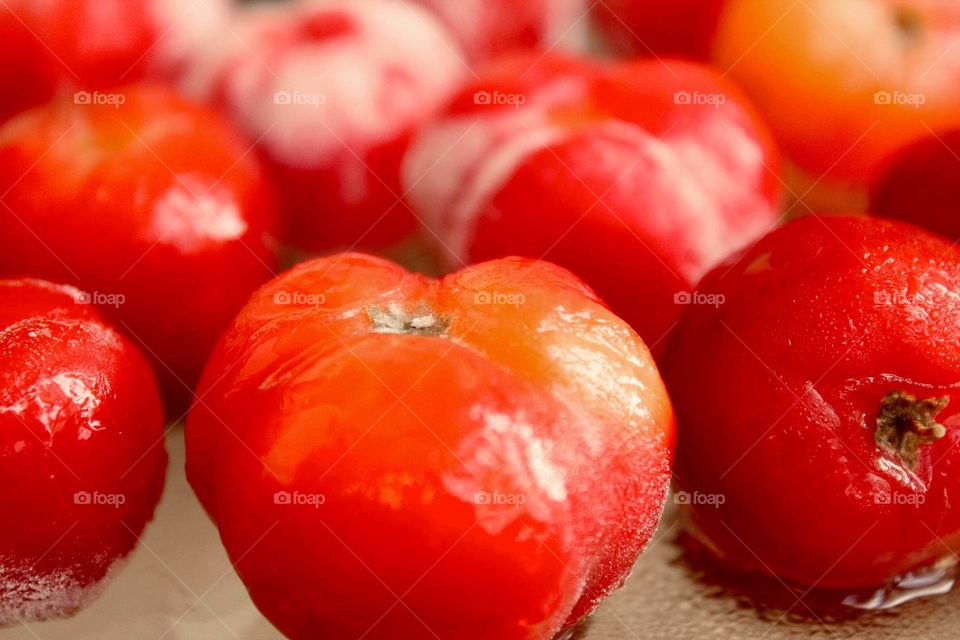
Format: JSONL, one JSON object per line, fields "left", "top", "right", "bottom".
{"left": 4, "top": 430, "right": 953, "bottom": 640}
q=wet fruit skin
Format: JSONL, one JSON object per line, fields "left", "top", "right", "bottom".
{"left": 0, "top": 83, "right": 279, "bottom": 416}
{"left": 665, "top": 215, "right": 960, "bottom": 589}
{"left": 187, "top": 0, "right": 466, "bottom": 251}
{"left": 871, "top": 128, "right": 960, "bottom": 240}
{"left": 0, "top": 0, "right": 224, "bottom": 123}
{"left": 403, "top": 53, "right": 782, "bottom": 352}
{"left": 0, "top": 279, "right": 167, "bottom": 624}
{"left": 711, "top": 0, "right": 960, "bottom": 194}
{"left": 186, "top": 253, "right": 674, "bottom": 639}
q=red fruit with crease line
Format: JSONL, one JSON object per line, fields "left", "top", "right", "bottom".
{"left": 403, "top": 53, "right": 782, "bottom": 351}
{"left": 665, "top": 215, "right": 960, "bottom": 589}
{"left": 186, "top": 253, "right": 674, "bottom": 639}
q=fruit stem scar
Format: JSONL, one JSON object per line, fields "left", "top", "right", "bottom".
{"left": 875, "top": 391, "right": 948, "bottom": 469}
{"left": 367, "top": 303, "right": 450, "bottom": 336}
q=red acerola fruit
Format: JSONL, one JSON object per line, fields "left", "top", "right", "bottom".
{"left": 0, "top": 0, "right": 227, "bottom": 123}
{"left": 185, "top": 0, "right": 466, "bottom": 251}
{"left": 594, "top": 0, "right": 726, "bottom": 60}
{"left": 186, "top": 253, "right": 674, "bottom": 640}
{"left": 0, "top": 83, "right": 279, "bottom": 415}
{"left": 412, "top": 0, "right": 587, "bottom": 64}
{"left": 871, "top": 128, "right": 960, "bottom": 240}
{"left": 665, "top": 215, "right": 960, "bottom": 589}
{"left": 403, "top": 53, "right": 782, "bottom": 351}
{"left": 0, "top": 279, "right": 166, "bottom": 624}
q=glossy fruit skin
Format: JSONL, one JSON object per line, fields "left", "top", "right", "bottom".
{"left": 187, "top": 253, "right": 674, "bottom": 640}
{"left": 403, "top": 53, "right": 782, "bottom": 352}
{"left": 0, "top": 279, "right": 166, "bottom": 624}
{"left": 712, "top": 0, "right": 960, "bottom": 193}
{"left": 595, "top": 0, "right": 726, "bottom": 59}
{"left": 871, "top": 129, "right": 960, "bottom": 240}
{"left": 412, "top": 0, "right": 586, "bottom": 64}
{"left": 665, "top": 215, "right": 960, "bottom": 589}
{"left": 0, "top": 0, "right": 225, "bottom": 123}
{"left": 186, "top": 0, "right": 466, "bottom": 251}
{"left": 0, "top": 84, "right": 279, "bottom": 416}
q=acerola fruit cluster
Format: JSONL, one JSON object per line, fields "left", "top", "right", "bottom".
{"left": 4, "top": 0, "right": 960, "bottom": 637}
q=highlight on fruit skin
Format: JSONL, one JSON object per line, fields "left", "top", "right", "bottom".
{"left": 186, "top": 252, "right": 675, "bottom": 640}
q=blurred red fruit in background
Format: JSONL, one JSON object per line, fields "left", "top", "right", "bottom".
{"left": 871, "top": 128, "right": 960, "bottom": 240}
{"left": 0, "top": 0, "right": 227, "bottom": 123}
{"left": 404, "top": 53, "right": 782, "bottom": 351}
{"left": 185, "top": 0, "right": 467, "bottom": 252}
{"left": 711, "top": 0, "right": 960, "bottom": 207}
{"left": 0, "top": 84, "right": 279, "bottom": 415}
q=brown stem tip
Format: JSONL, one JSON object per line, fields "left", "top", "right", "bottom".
{"left": 875, "top": 391, "right": 949, "bottom": 470}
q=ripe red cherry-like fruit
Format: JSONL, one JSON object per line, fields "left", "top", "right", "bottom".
{"left": 0, "top": 279, "right": 166, "bottom": 624}
{"left": 403, "top": 53, "right": 782, "bottom": 351}
{"left": 187, "top": 253, "right": 674, "bottom": 639}
{"left": 186, "top": 0, "right": 466, "bottom": 251}
{"left": 665, "top": 214, "right": 960, "bottom": 589}
{"left": 0, "top": 0, "right": 226, "bottom": 123}
{"left": 0, "top": 83, "right": 279, "bottom": 415}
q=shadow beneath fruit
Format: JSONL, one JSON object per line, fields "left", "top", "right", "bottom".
{"left": 672, "top": 531, "right": 930, "bottom": 628}
{"left": 554, "top": 619, "right": 591, "bottom": 640}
